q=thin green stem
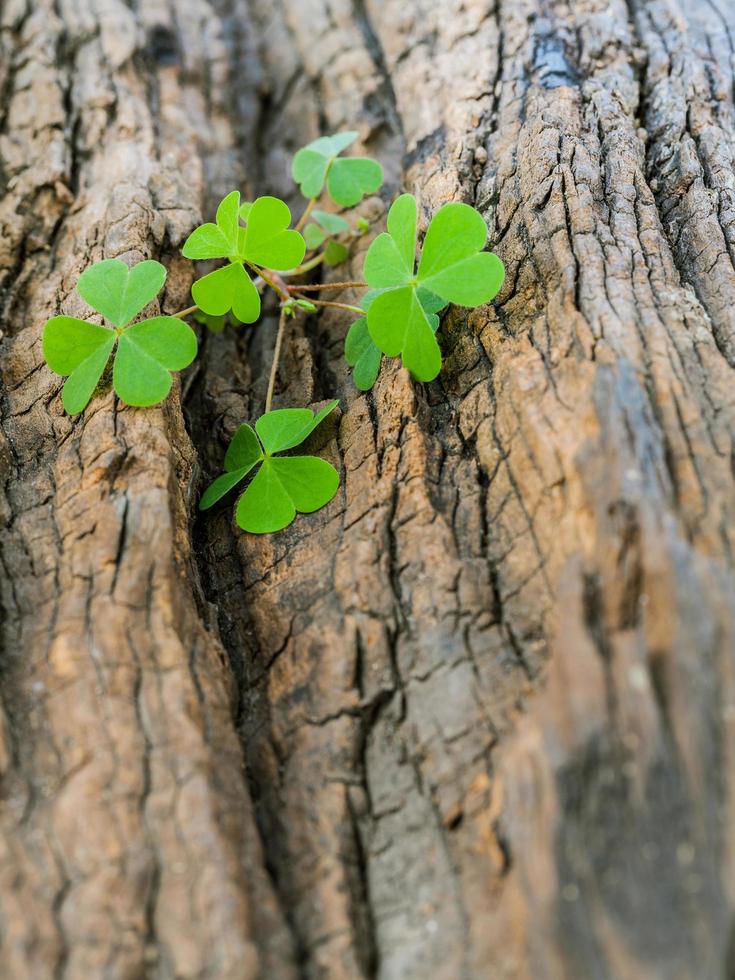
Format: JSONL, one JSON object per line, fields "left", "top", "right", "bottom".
{"left": 172, "top": 304, "right": 198, "bottom": 319}
{"left": 246, "top": 263, "right": 290, "bottom": 302}
{"left": 294, "top": 197, "right": 317, "bottom": 233}
{"left": 294, "top": 296, "right": 364, "bottom": 315}
{"left": 265, "top": 307, "right": 288, "bottom": 414}
{"left": 282, "top": 252, "right": 326, "bottom": 276}
{"left": 287, "top": 281, "right": 367, "bottom": 292}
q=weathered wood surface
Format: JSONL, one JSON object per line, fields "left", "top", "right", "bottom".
{"left": 2, "top": 0, "right": 735, "bottom": 977}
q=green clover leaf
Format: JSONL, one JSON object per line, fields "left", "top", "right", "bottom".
{"left": 304, "top": 223, "right": 327, "bottom": 250}
{"left": 44, "top": 318, "right": 117, "bottom": 414}
{"left": 292, "top": 133, "right": 358, "bottom": 197}
{"left": 191, "top": 262, "right": 260, "bottom": 323}
{"left": 199, "top": 422, "right": 264, "bottom": 510}
{"left": 304, "top": 211, "right": 350, "bottom": 256}
{"left": 362, "top": 194, "right": 504, "bottom": 382}
{"left": 181, "top": 190, "right": 241, "bottom": 259}
{"left": 43, "top": 259, "right": 197, "bottom": 414}
{"left": 345, "top": 288, "right": 442, "bottom": 392}
{"left": 327, "top": 158, "right": 383, "bottom": 208}
{"left": 193, "top": 310, "right": 243, "bottom": 333}
{"left": 312, "top": 210, "right": 350, "bottom": 235}
{"left": 199, "top": 400, "right": 340, "bottom": 534}
{"left": 76, "top": 258, "right": 166, "bottom": 327}
{"left": 323, "top": 240, "right": 348, "bottom": 266}
{"left": 238, "top": 457, "right": 338, "bottom": 533}
{"left": 345, "top": 319, "right": 381, "bottom": 391}
{"left": 183, "top": 193, "right": 306, "bottom": 324}
{"left": 243, "top": 196, "right": 305, "bottom": 269}
{"left": 292, "top": 132, "right": 383, "bottom": 207}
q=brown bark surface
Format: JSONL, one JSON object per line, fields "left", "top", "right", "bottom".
{"left": 2, "top": 0, "right": 735, "bottom": 977}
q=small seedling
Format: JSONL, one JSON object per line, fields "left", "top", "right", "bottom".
{"left": 345, "top": 288, "right": 441, "bottom": 391}
{"left": 304, "top": 210, "right": 350, "bottom": 250}
{"left": 291, "top": 132, "right": 383, "bottom": 206}
{"left": 43, "top": 258, "right": 197, "bottom": 413}
{"left": 303, "top": 211, "right": 352, "bottom": 267}
{"left": 182, "top": 193, "right": 305, "bottom": 323}
{"left": 363, "top": 194, "right": 505, "bottom": 381}
{"left": 199, "top": 402, "right": 339, "bottom": 533}
{"left": 41, "top": 130, "right": 505, "bottom": 534}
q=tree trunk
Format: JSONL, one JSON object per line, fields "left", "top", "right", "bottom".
{"left": 2, "top": 0, "right": 735, "bottom": 977}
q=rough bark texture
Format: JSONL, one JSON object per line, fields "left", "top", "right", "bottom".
{"left": 2, "top": 0, "right": 735, "bottom": 977}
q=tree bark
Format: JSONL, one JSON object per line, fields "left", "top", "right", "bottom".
{"left": 2, "top": 0, "right": 735, "bottom": 977}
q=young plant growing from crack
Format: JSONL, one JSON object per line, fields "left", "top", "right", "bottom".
{"left": 345, "top": 288, "right": 444, "bottom": 391}
{"left": 182, "top": 192, "right": 306, "bottom": 323}
{"left": 41, "top": 130, "right": 505, "bottom": 535}
{"left": 303, "top": 210, "right": 351, "bottom": 266}
{"left": 359, "top": 193, "right": 506, "bottom": 382}
{"left": 291, "top": 131, "right": 383, "bottom": 209}
{"left": 43, "top": 258, "right": 197, "bottom": 414}
{"left": 199, "top": 401, "right": 340, "bottom": 533}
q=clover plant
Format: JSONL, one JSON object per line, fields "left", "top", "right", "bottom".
{"left": 291, "top": 131, "right": 382, "bottom": 206}
{"left": 200, "top": 402, "right": 339, "bottom": 533}
{"left": 43, "top": 259, "right": 197, "bottom": 413}
{"left": 42, "top": 131, "right": 504, "bottom": 534}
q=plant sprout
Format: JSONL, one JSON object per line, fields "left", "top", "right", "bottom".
{"left": 42, "top": 131, "right": 505, "bottom": 533}
{"left": 43, "top": 259, "right": 196, "bottom": 413}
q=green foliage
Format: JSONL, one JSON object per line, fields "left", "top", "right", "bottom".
{"left": 76, "top": 258, "right": 166, "bottom": 327}
{"left": 324, "top": 240, "right": 349, "bottom": 266}
{"left": 344, "top": 318, "right": 381, "bottom": 391}
{"left": 194, "top": 310, "right": 243, "bottom": 333}
{"left": 304, "top": 224, "right": 326, "bottom": 250}
{"left": 40, "top": 125, "right": 507, "bottom": 542}
{"left": 183, "top": 193, "right": 306, "bottom": 324}
{"left": 362, "top": 194, "right": 504, "bottom": 382}
{"left": 292, "top": 132, "right": 383, "bottom": 207}
{"left": 313, "top": 210, "right": 350, "bottom": 235}
{"left": 303, "top": 210, "right": 351, "bottom": 266}
{"left": 345, "top": 288, "right": 442, "bottom": 391}
{"left": 304, "top": 210, "right": 350, "bottom": 250}
{"left": 200, "top": 401, "right": 340, "bottom": 533}
{"left": 43, "top": 259, "right": 196, "bottom": 414}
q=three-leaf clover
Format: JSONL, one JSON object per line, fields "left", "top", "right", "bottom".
{"left": 345, "top": 289, "right": 443, "bottom": 391}
{"left": 303, "top": 210, "right": 350, "bottom": 249}
{"left": 43, "top": 259, "right": 197, "bottom": 414}
{"left": 362, "top": 194, "right": 505, "bottom": 382}
{"left": 292, "top": 132, "right": 383, "bottom": 207}
{"left": 200, "top": 401, "right": 340, "bottom": 533}
{"left": 182, "top": 192, "right": 306, "bottom": 324}
{"left": 303, "top": 210, "right": 351, "bottom": 266}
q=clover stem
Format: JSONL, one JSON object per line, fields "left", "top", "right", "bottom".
{"left": 172, "top": 304, "right": 198, "bottom": 319}
{"left": 283, "top": 252, "right": 326, "bottom": 276}
{"left": 286, "top": 281, "right": 367, "bottom": 291}
{"left": 294, "top": 297, "right": 364, "bottom": 314}
{"left": 294, "top": 197, "right": 317, "bottom": 233}
{"left": 265, "top": 307, "right": 288, "bottom": 414}
{"left": 246, "top": 263, "right": 290, "bottom": 302}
